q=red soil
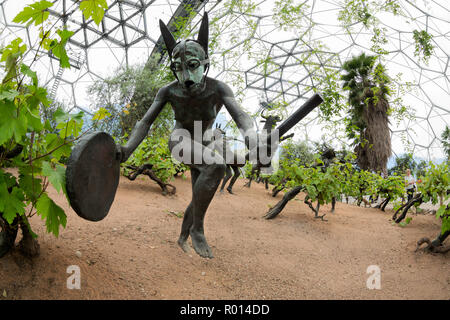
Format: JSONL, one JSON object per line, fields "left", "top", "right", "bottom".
{"left": 0, "top": 172, "right": 448, "bottom": 299}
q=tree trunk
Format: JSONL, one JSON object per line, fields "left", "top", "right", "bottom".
{"left": 125, "top": 164, "right": 176, "bottom": 195}
{"left": 264, "top": 186, "right": 303, "bottom": 219}
{"left": 393, "top": 193, "right": 423, "bottom": 222}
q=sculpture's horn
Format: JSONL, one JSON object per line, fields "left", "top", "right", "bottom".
{"left": 159, "top": 19, "right": 177, "bottom": 59}
{"left": 261, "top": 109, "right": 268, "bottom": 120}
{"left": 197, "top": 12, "right": 209, "bottom": 57}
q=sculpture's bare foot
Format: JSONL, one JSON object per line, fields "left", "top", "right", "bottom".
{"left": 177, "top": 237, "right": 191, "bottom": 253}
{"left": 190, "top": 230, "right": 214, "bottom": 258}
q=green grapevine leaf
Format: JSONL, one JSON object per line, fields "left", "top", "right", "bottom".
{"left": 13, "top": 0, "right": 53, "bottom": 26}
{"left": 0, "top": 100, "right": 28, "bottom": 144}
{"left": 20, "top": 63, "right": 38, "bottom": 86}
{"left": 42, "top": 161, "right": 66, "bottom": 194}
{"left": 0, "top": 38, "right": 27, "bottom": 62}
{"left": 36, "top": 193, "right": 67, "bottom": 237}
{"left": 436, "top": 205, "right": 446, "bottom": 218}
{"left": 441, "top": 216, "right": 450, "bottom": 235}
{"left": 18, "top": 170, "right": 42, "bottom": 203}
{"left": 44, "top": 133, "right": 72, "bottom": 161}
{"left": 93, "top": 107, "right": 111, "bottom": 121}
{"left": 79, "top": 0, "right": 108, "bottom": 25}
{"left": 25, "top": 106, "right": 44, "bottom": 132}
{"left": 0, "top": 89, "right": 19, "bottom": 101}
{"left": 53, "top": 107, "right": 70, "bottom": 124}
{"left": 49, "top": 29, "right": 74, "bottom": 68}
{"left": 0, "top": 183, "right": 26, "bottom": 224}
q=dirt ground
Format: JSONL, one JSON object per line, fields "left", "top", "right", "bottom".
{"left": 0, "top": 172, "right": 449, "bottom": 300}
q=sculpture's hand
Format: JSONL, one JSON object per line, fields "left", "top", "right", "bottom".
{"left": 257, "top": 139, "right": 274, "bottom": 168}
{"left": 246, "top": 134, "right": 277, "bottom": 167}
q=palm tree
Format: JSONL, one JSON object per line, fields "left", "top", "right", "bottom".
{"left": 341, "top": 53, "right": 392, "bottom": 176}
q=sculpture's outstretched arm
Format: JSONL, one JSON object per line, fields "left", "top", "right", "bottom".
{"left": 218, "top": 82, "right": 257, "bottom": 150}
{"left": 118, "top": 86, "right": 169, "bottom": 162}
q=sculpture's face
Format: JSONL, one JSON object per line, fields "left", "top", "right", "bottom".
{"left": 171, "top": 41, "right": 208, "bottom": 95}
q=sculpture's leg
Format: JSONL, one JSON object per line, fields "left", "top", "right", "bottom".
{"left": 220, "top": 166, "right": 232, "bottom": 193}
{"left": 170, "top": 137, "right": 225, "bottom": 258}
{"left": 227, "top": 166, "right": 240, "bottom": 194}
{"left": 189, "top": 163, "right": 225, "bottom": 258}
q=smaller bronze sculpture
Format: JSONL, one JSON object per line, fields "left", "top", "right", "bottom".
{"left": 213, "top": 124, "right": 243, "bottom": 194}
{"left": 245, "top": 110, "right": 282, "bottom": 188}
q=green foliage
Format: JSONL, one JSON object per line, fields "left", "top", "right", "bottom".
{"left": 398, "top": 217, "right": 412, "bottom": 227}
{"left": 341, "top": 52, "right": 392, "bottom": 173}
{"left": 388, "top": 153, "right": 417, "bottom": 176}
{"left": 338, "top": 0, "right": 374, "bottom": 27}
{"left": 280, "top": 158, "right": 348, "bottom": 214}
{"left": 41, "top": 161, "right": 66, "bottom": 194}
{"left": 268, "top": 167, "right": 285, "bottom": 186}
{"left": 87, "top": 56, "right": 180, "bottom": 182}
{"left": 271, "top": 146, "right": 447, "bottom": 235}
{"left": 79, "top": 0, "right": 108, "bottom": 25}
{"left": 0, "top": 171, "right": 26, "bottom": 224}
{"left": 416, "top": 162, "right": 449, "bottom": 235}
{"left": 441, "top": 126, "right": 450, "bottom": 161}
{"left": 279, "top": 140, "right": 315, "bottom": 167}
{"left": 415, "top": 160, "right": 428, "bottom": 179}
{"left": 337, "top": 0, "right": 401, "bottom": 53}
{"left": 243, "top": 161, "right": 254, "bottom": 179}
{"left": 418, "top": 162, "right": 449, "bottom": 206}
{"left": 123, "top": 135, "right": 188, "bottom": 184}
{"left": 313, "top": 69, "right": 346, "bottom": 122}
{"left": 12, "top": 0, "right": 53, "bottom": 26}
{"left": 0, "top": 1, "right": 108, "bottom": 240}
{"left": 341, "top": 53, "right": 390, "bottom": 135}
{"left": 35, "top": 193, "right": 67, "bottom": 237}
{"left": 273, "top": 0, "right": 310, "bottom": 31}
{"left": 376, "top": 174, "right": 405, "bottom": 201}
{"left": 88, "top": 57, "right": 175, "bottom": 138}
{"left": 342, "top": 168, "right": 379, "bottom": 202}
{"left": 48, "top": 29, "right": 74, "bottom": 69}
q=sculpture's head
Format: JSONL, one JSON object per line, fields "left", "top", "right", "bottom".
{"left": 159, "top": 13, "right": 209, "bottom": 95}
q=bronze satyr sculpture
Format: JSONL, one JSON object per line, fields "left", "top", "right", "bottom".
{"left": 116, "top": 13, "right": 261, "bottom": 258}
{"left": 64, "top": 13, "right": 322, "bottom": 260}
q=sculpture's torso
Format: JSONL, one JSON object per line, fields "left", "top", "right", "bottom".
{"left": 166, "top": 77, "right": 223, "bottom": 138}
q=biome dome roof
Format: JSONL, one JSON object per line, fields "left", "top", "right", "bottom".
{"left": 1, "top": 0, "right": 448, "bottom": 161}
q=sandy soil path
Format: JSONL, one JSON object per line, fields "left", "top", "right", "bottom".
{"left": 0, "top": 173, "right": 448, "bottom": 299}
